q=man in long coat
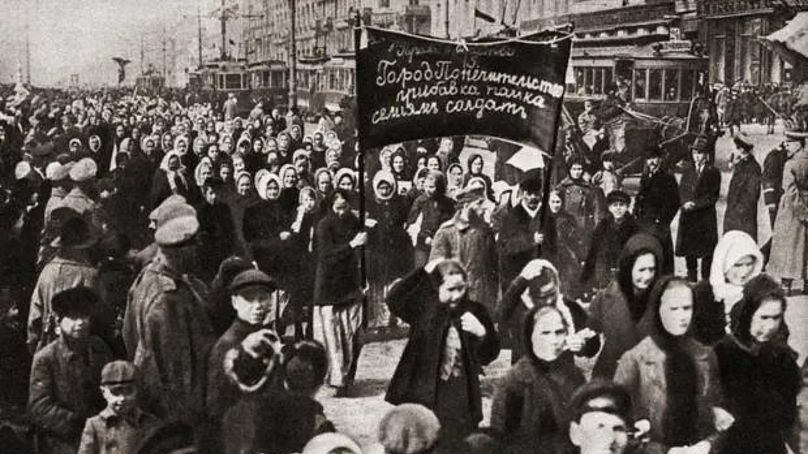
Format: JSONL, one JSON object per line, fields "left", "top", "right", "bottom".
{"left": 129, "top": 203, "right": 215, "bottom": 427}
{"left": 430, "top": 186, "right": 499, "bottom": 312}
{"left": 497, "top": 175, "right": 546, "bottom": 293}
{"left": 676, "top": 136, "right": 721, "bottom": 281}
{"left": 725, "top": 133, "right": 762, "bottom": 241}
{"left": 634, "top": 147, "right": 680, "bottom": 275}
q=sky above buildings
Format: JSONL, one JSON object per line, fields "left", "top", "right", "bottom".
{"left": 0, "top": 0, "right": 222, "bottom": 87}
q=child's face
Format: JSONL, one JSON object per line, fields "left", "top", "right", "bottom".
{"left": 602, "top": 160, "right": 614, "bottom": 170}
{"left": 59, "top": 315, "right": 90, "bottom": 340}
{"left": 101, "top": 384, "right": 138, "bottom": 415}
{"left": 609, "top": 201, "right": 628, "bottom": 220}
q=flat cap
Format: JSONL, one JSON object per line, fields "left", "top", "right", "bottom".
{"left": 69, "top": 157, "right": 98, "bottom": 182}
{"left": 690, "top": 135, "right": 712, "bottom": 153}
{"left": 378, "top": 404, "right": 441, "bottom": 454}
{"left": 606, "top": 190, "right": 631, "bottom": 206}
{"left": 733, "top": 133, "right": 754, "bottom": 151}
{"left": 148, "top": 194, "right": 187, "bottom": 222}
{"left": 52, "top": 286, "right": 97, "bottom": 318}
{"left": 229, "top": 269, "right": 276, "bottom": 294}
{"left": 101, "top": 360, "right": 137, "bottom": 386}
{"left": 154, "top": 203, "right": 199, "bottom": 247}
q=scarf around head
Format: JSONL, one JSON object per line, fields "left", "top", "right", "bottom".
{"left": 709, "top": 230, "right": 763, "bottom": 314}
{"left": 519, "top": 259, "right": 576, "bottom": 332}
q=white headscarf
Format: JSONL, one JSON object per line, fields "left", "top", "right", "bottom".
{"left": 709, "top": 230, "right": 764, "bottom": 314}
{"left": 519, "top": 259, "right": 577, "bottom": 332}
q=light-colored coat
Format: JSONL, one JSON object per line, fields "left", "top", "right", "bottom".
{"left": 768, "top": 148, "right": 808, "bottom": 281}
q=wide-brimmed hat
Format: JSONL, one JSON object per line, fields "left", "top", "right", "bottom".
{"left": 51, "top": 216, "right": 100, "bottom": 249}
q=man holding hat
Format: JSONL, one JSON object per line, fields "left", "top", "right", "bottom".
{"left": 633, "top": 146, "right": 680, "bottom": 275}
{"left": 725, "top": 133, "right": 761, "bottom": 241}
{"left": 430, "top": 184, "right": 499, "bottom": 312}
{"left": 676, "top": 135, "right": 721, "bottom": 282}
{"left": 78, "top": 360, "right": 158, "bottom": 454}
{"left": 29, "top": 286, "right": 112, "bottom": 454}
{"left": 128, "top": 201, "right": 215, "bottom": 427}
{"left": 28, "top": 213, "right": 100, "bottom": 353}
{"left": 206, "top": 269, "right": 278, "bottom": 449}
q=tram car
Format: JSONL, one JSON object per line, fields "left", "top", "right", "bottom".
{"left": 249, "top": 60, "right": 290, "bottom": 108}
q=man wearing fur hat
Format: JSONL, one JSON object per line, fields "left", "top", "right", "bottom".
{"left": 29, "top": 287, "right": 112, "bottom": 454}
{"left": 127, "top": 202, "right": 215, "bottom": 427}
{"left": 430, "top": 185, "right": 499, "bottom": 312}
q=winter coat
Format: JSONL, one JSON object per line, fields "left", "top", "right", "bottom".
{"left": 366, "top": 195, "right": 413, "bottom": 285}
{"left": 724, "top": 155, "right": 762, "bottom": 241}
{"left": 28, "top": 255, "right": 99, "bottom": 353}
{"left": 243, "top": 199, "right": 297, "bottom": 288}
{"left": 490, "top": 354, "right": 585, "bottom": 454}
{"left": 29, "top": 336, "right": 111, "bottom": 454}
{"left": 769, "top": 149, "right": 808, "bottom": 281}
{"left": 385, "top": 268, "right": 500, "bottom": 424}
{"left": 407, "top": 193, "right": 456, "bottom": 251}
{"left": 715, "top": 336, "right": 800, "bottom": 454}
{"left": 614, "top": 337, "right": 722, "bottom": 452}
{"left": 762, "top": 146, "right": 789, "bottom": 220}
{"left": 676, "top": 163, "right": 721, "bottom": 258}
{"left": 690, "top": 281, "right": 729, "bottom": 346}
{"left": 497, "top": 204, "right": 544, "bottom": 292}
{"left": 545, "top": 210, "right": 584, "bottom": 298}
{"left": 313, "top": 211, "right": 363, "bottom": 306}
{"left": 430, "top": 218, "right": 499, "bottom": 311}
{"left": 198, "top": 201, "right": 237, "bottom": 281}
{"left": 555, "top": 177, "right": 605, "bottom": 249}
{"left": 634, "top": 169, "right": 680, "bottom": 274}
{"left": 581, "top": 214, "right": 639, "bottom": 289}
{"left": 78, "top": 408, "right": 159, "bottom": 454}
{"left": 130, "top": 260, "right": 216, "bottom": 423}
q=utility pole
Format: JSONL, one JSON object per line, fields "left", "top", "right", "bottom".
{"left": 140, "top": 36, "right": 145, "bottom": 75}
{"left": 289, "top": 0, "right": 297, "bottom": 109}
{"left": 221, "top": 0, "right": 228, "bottom": 60}
{"left": 197, "top": 4, "right": 204, "bottom": 66}
{"left": 162, "top": 26, "right": 167, "bottom": 79}
{"left": 445, "top": 0, "right": 450, "bottom": 38}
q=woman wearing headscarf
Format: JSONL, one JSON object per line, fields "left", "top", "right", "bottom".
{"left": 366, "top": 171, "right": 413, "bottom": 331}
{"left": 175, "top": 135, "right": 198, "bottom": 175}
{"left": 586, "top": 232, "right": 663, "bottom": 379}
{"left": 279, "top": 163, "right": 301, "bottom": 219}
{"left": 313, "top": 189, "right": 366, "bottom": 392}
{"left": 245, "top": 137, "right": 265, "bottom": 174}
{"left": 462, "top": 153, "right": 494, "bottom": 201}
{"left": 195, "top": 158, "right": 214, "bottom": 189}
{"left": 714, "top": 274, "right": 799, "bottom": 454}
{"left": 160, "top": 131, "right": 174, "bottom": 155}
{"left": 614, "top": 276, "right": 726, "bottom": 454}
{"left": 407, "top": 170, "right": 456, "bottom": 268}
{"left": 391, "top": 148, "right": 410, "bottom": 183}
{"left": 496, "top": 259, "right": 599, "bottom": 365}
{"left": 446, "top": 163, "right": 465, "bottom": 201}
{"left": 543, "top": 190, "right": 584, "bottom": 298}
{"left": 288, "top": 187, "right": 323, "bottom": 339}
{"left": 313, "top": 168, "right": 334, "bottom": 205}
{"left": 334, "top": 168, "right": 359, "bottom": 208}
{"left": 149, "top": 151, "right": 194, "bottom": 209}
{"left": 490, "top": 305, "right": 586, "bottom": 454}
{"left": 244, "top": 171, "right": 293, "bottom": 281}
{"left": 691, "top": 230, "right": 764, "bottom": 346}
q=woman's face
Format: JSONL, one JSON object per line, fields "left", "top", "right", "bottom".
{"left": 376, "top": 181, "right": 393, "bottom": 198}
{"left": 449, "top": 166, "right": 463, "bottom": 184}
{"left": 220, "top": 165, "right": 232, "bottom": 181}
{"left": 265, "top": 180, "right": 280, "bottom": 199}
{"left": 236, "top": 176, "right": 251, "bottom": 195}
{"left": 381, "top": 151, "right": 392, "bottom": 169}
{"left": 193, "top": 139, "right": 205, "bottom": 154}
{"left": 416, "top": 156, "right": 427, "bottom": 170}
{"left": 317, "top": 173, "right": 332, "bottom": 194}
{"left": 176, "top": 139, "right": 188, "bottom": 154}
{"left": 471, "top": 156, "right": 483, "bottom": 174}
{"left": 115, "top": 125, "right": 126, "bottom": 138}
{"left": 265, "top": 140, "right": 278, "bottom": 153}
{"left": 89, "top": 136, "right": 101, "bottom": 151}
{"left": 278, "top": 134, "right": 290, "bottom": 150}
{"left": 393, "top": 155, "right": 405, "bottom": 173}
{"left": 313, "top": 133, "right": 324, "bottom": 146}
{"left": 726, "top": 255, "right": 757, "bottom": 286}
{"left": 301, "top": 192, "right": 316, "bottom": 212}
{"left": 631, "top": 253, "right": 657, "bottom": 291}
{"left": 264, "top": 124, "right": 275, "bottom": 137}
{"left": 253, "top": 140, "right": 264, "bottom": 154}
{"left": 338, "top": 176, "right": 354, "bottom": 191}
{"left": 69, "top": 141, "right": 80, "bottom": 153}
{"left": 549, "top": 192, "right": 563, "bottom": 213}
{"left": 531, "top": 310, "right": 567, "bottom": 362}
{"left": 283, "top": 168, "right": 297, "bottom": 188}
{"left": 162, "top": 135, "right": 173, "bottom": 150}
{"left": 223, "top": 136, "right": 233, "bottom": 152}
{"left": 168, "top": 156, "right": 180, "bottom": 171}
{"left": 290, "top": 126, "right": 302, "bottom": 140}
{"left": 233, "top": 158, "right": 245, "bottom": 172}
{"left": 427, "top": 157, "right": 441, "bottom": 172}
{"left": 569, "top": 163, "right": 584, "bottom": 180}
{"left": 199, "top": 166, "right": 212, "bottom": 183}
{"left": 659, "top": 285, "right": 693, "bottom": 337}
{"left": 208, "top": 145, "right": 220, "bottom": 160}
{"left": 749, "top": 298, "right": 784, "bottom": 343}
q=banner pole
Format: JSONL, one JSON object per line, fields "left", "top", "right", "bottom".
{"left": 354, "top": 13, "right": 369, "bottom": 333}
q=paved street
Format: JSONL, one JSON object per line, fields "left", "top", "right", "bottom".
{"left": 318, "top": 122, "right": 808, "bottom": 453}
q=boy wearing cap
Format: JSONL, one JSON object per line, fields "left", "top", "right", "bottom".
{"left": 29, "top": 287, "right": 112, "bottom": 454}
{"left": 582, "top": 190, "right": 638, "bottom": 290}
{"left": 676, "top": 138, "right": 721, "bottom": 282}
{"left": 78, "top": 361, "right": 158, "bottom": 454}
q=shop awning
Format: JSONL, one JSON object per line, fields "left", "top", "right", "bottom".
{"left": 761, "top": 12, "right": 808, "bottom": 62}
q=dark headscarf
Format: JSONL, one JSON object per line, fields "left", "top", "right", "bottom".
{"left": 616, "top": 233, "right": 663, "bottom": 322}
{"left": 647, "top": 276, "right": 699, "bottom": 447}
{"left": 730, "top": 274, "right": 788, "bottom": 348}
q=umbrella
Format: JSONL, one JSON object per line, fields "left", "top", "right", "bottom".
{"left": 505, "top": 145, "right": 545, "bottom": 173}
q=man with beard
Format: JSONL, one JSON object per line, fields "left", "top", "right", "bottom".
{"left": 430, "top": 185, "right": 499, "bottom": 313}
{"left": 633, "top": 147, "right": 680, "bottom": 275}
{"left": 498, "top": 174, "right": 546, "bottom": 293}
{"left": 126, "top": 202, "right": 215, "bottom": 429}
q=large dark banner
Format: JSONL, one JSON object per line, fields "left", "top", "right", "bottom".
{"left": 356, "top": 27, "right": 572, "bottom": 154}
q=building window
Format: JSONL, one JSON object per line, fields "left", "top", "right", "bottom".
{"left": 648, "top": 69, "right": 663, "bottom": 100}
{"left": 664, "top": 69, "right": 680, "bottom": 101}
{"left": 681, "top": 69, "right": 695, "bottom": 100}
{"left": 380, "top": 0, "right": 389, "bottom": 7}
{"left": 634, "top": 68, "right": 647, "bottom": 100}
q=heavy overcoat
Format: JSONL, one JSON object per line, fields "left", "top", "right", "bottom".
{"left": 313, "top": 211, "right": 363, "bottom": 306}
{"left": 676, "top": 163, "right": 721, "bottom": 257}
{"left": 769, "top": 150, "right": 808, "bottom": 280}
{"left": 724, "top": 155, "right": 762, "bottom": 241}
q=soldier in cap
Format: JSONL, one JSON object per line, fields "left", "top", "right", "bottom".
{"left": 29, "top": 286, "right": 112, "bottom": 454}
{"left": 126, "top": 201, "right": 215, "bottom": 427}
{"left": 633, "top": 146, "right": 680, "bottom": 275}
{"left": 28, "top": 213, "right": 100, "bottom": 353}
{"left": 60, "top": 157, "right": 99, "bottom": 223}
{"left": 724, "top": 133, "right": 762, "bottom": 242}
{"left": 429, "top": 185, "right": 499, "bottom": 313}
{"left": 676, "top": 135, "right": 721, "bottom": 282}
{"left": 78, "top": 360, "right": 159, "bottom": 454}
{"left": 567, "top": 380, "right": 636, "bottom": 454}
{"left": 43, "top": 158, "right": 74, "bottom": 223}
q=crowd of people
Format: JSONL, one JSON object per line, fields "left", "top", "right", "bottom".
{"left": 0, "top": 78, "right": 807, "bottom": 454}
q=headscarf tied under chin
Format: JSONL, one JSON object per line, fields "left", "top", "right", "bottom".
{"left": 709, "top": 230, "right": 764, "bottom": 314}
{"left": 519, "top": 259, "right": 576, "bottom": 332}
{"left": 373, "top": 170, "right": 397, "bottom": 201}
